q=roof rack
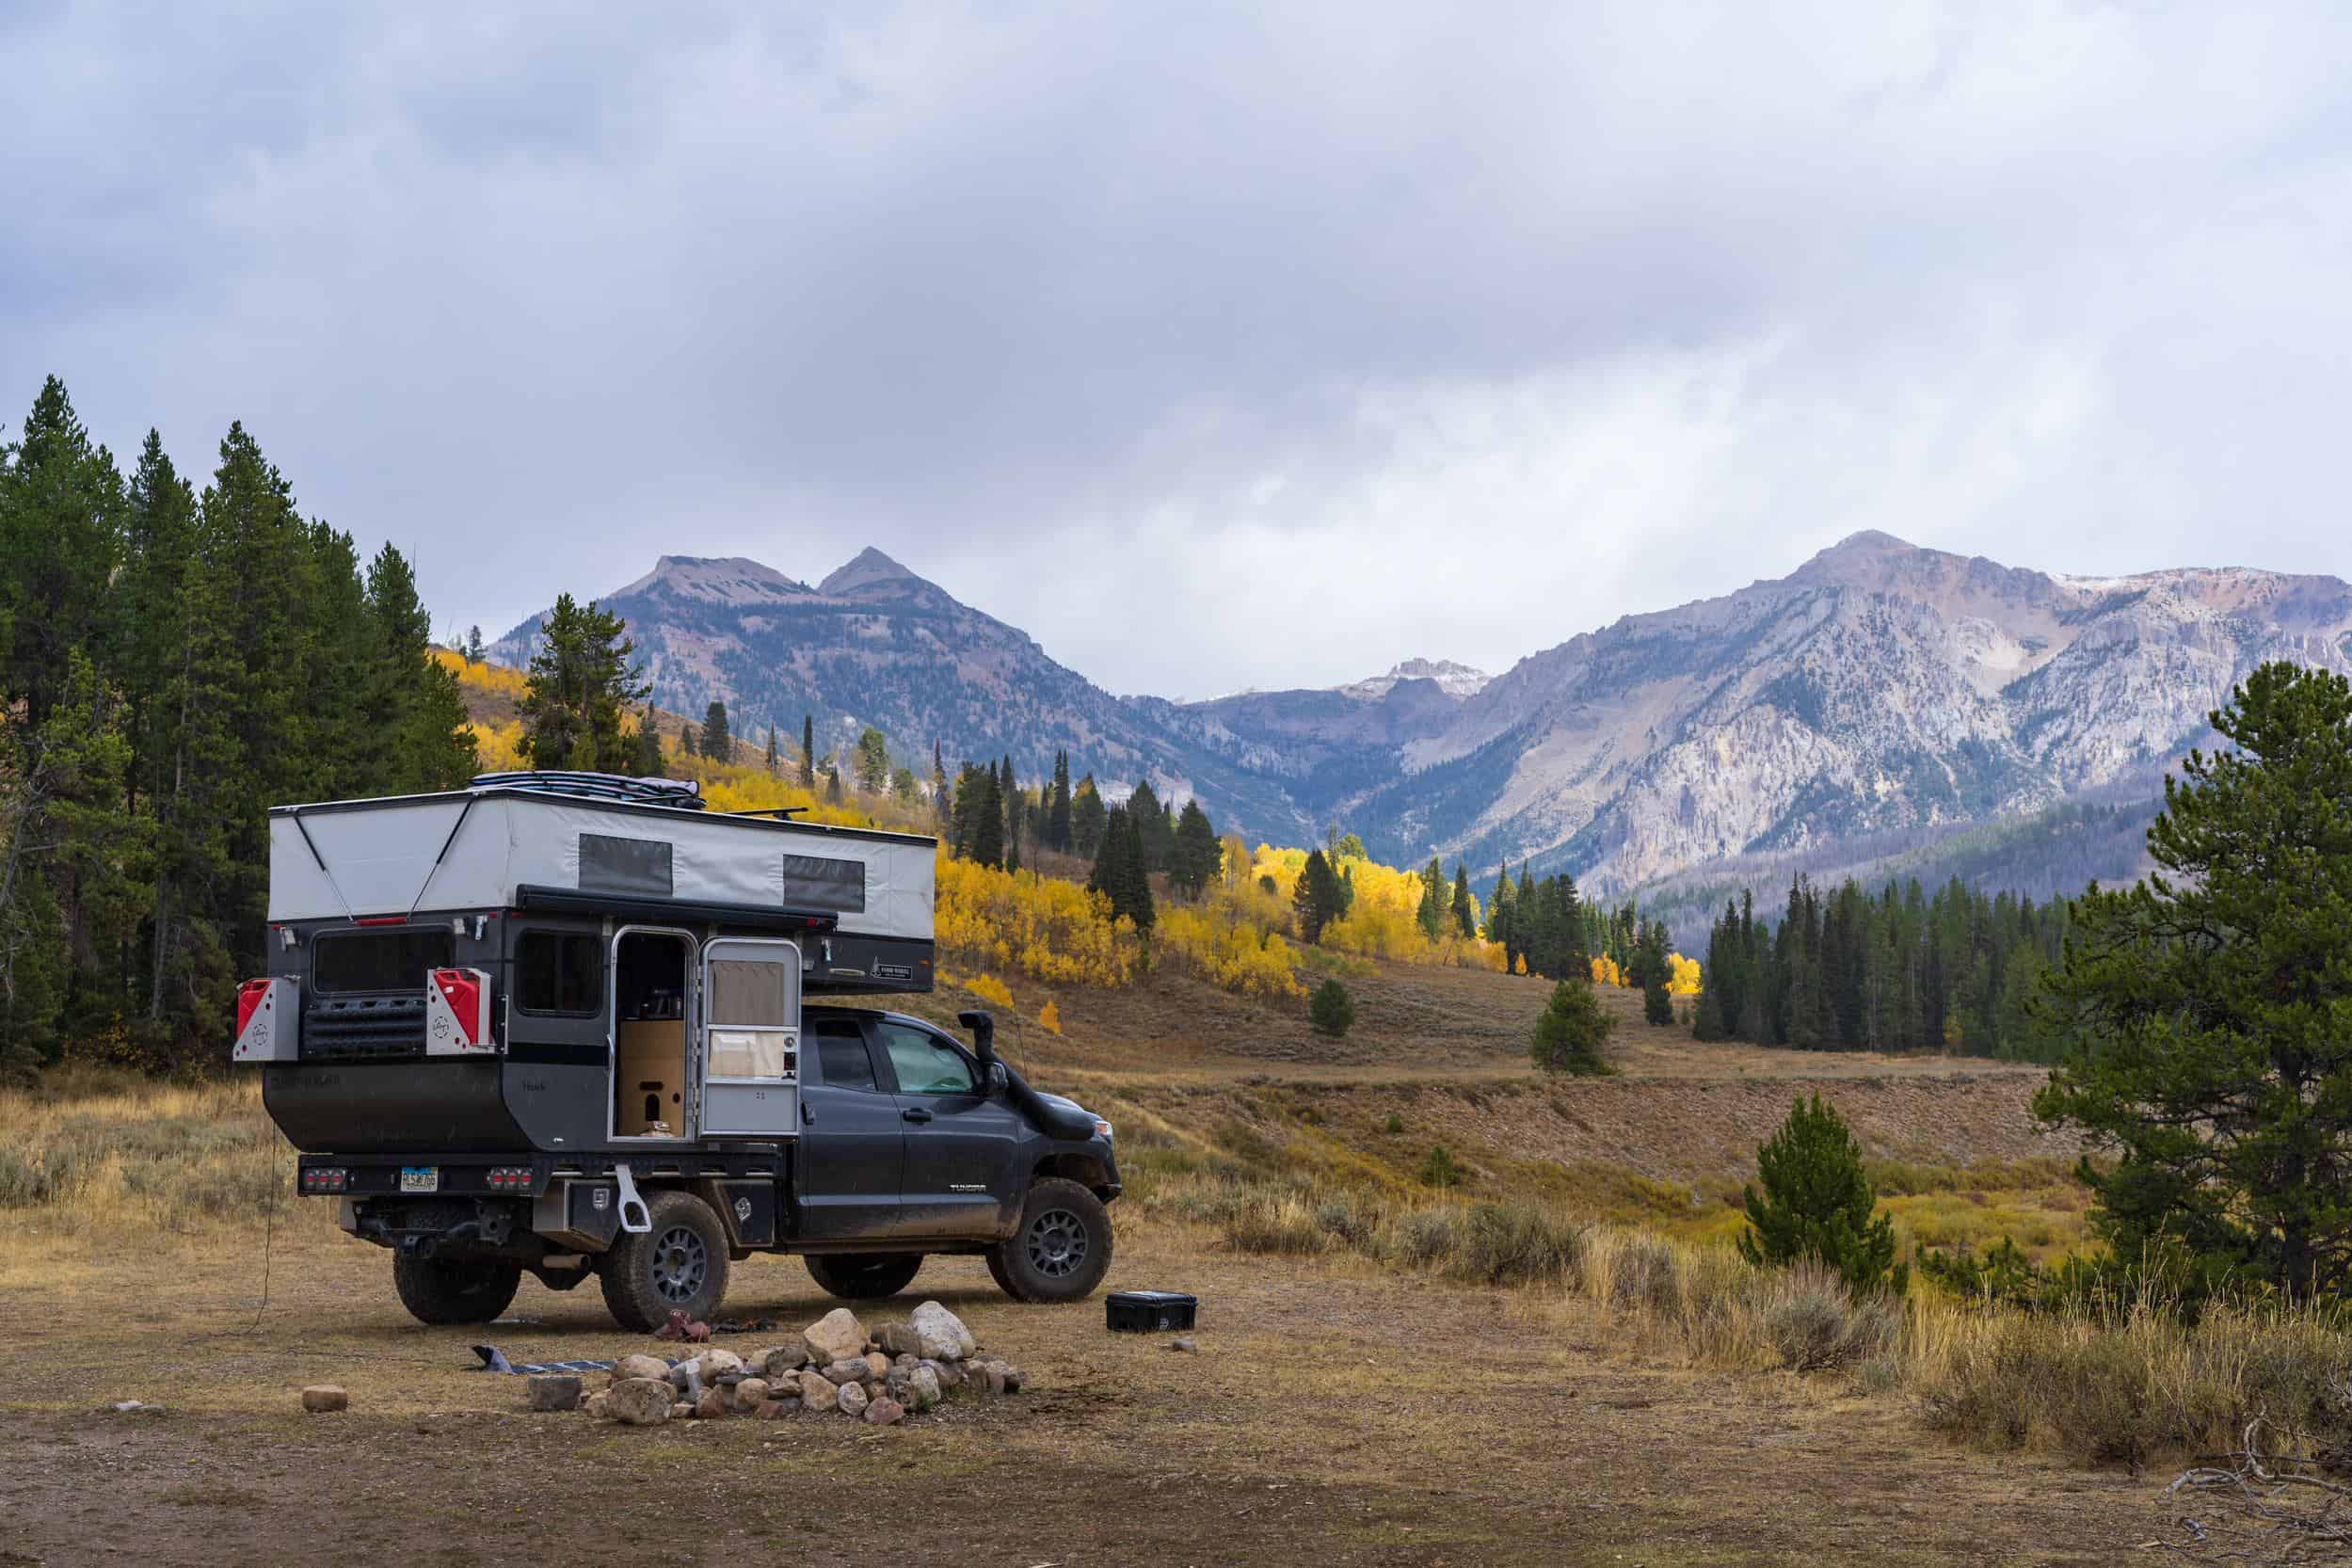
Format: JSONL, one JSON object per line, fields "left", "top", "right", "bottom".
{"left": 469, "top": 771, "right": 709, "bottom": 811}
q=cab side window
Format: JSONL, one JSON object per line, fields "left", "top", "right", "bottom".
{"left": 878, "top": 1023, "right": 976, "bottom": 1096}
{"left": 810, "top": 1020, "right": 879, "bottom": 1092}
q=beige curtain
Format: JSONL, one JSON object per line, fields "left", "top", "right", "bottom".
{"left": 708, "top": 960, "right": 789, "bottom": 1026}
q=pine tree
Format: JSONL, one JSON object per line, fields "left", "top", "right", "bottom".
{"left": 966, "top": 766, "right": 1004, "bottom": 868}
{"left": 856, "top": 728, "right": 890, "bottom": 792}
{"left": 1292, "top": 849, "right": 1343, "bottom": 944}
{"left": 1530, "top": 978, "right": 1614, "bottom": 1075}
{"left": 1635, "top": 920, "right": 1673, "bottom": 1026}
{"left": 1071, "top": 775, "right": 1107, "bottom": 856}
{"left": 1000, "top": 755, "right": 1020, "bottom": 871}
{"left": 764, "top": 726, "right": 778, "bottom": 774}
{"left": 634, "top": 714, "right": 665, "bottom": 777}
{"left": 1416, "top": 856, "right": 1446, "bottom": 938}
{"left": 824, "top": 762, "right": 843, "bottom": 804}
{"left": 1172, "top": 799, "right": 1221, "bottom": 900}
{"left": 1048, "top": 750, "right": 1073, "bottom": 852}
{"left": 1309, "top": 978, "right": 1354, "bottom": 1037}
{"left": 679, "top": 721, "right": 697, "bottom": 757}
{"left": 932, "top": 741, "right": 951, "bottom": 829}
{"left": 1737, "top": 1095, "right": 1906, "bottom": 1295}
{"left": 1087, "top": 804, "right": 1154, "bottom": 931}
{"left": 519, "top": 594, "right": 647, "bottom": 772}
{"left": 1129, "top": 780, "right": 1171, "bottom": 871}
{"left": 2038, "top": 663, "right": 2352, "bottom": 1297}
{"left": 1487, "top": 867, "right": 1516, "bottom": 964}
{"left": 799, "top": 714, "right": 816, "bottom": 787}
{"left": 464, "top": 625, "right": 486, "bottom": 664}
{"left": 1450, "top": 862, "right": 1475, "bottom": 936}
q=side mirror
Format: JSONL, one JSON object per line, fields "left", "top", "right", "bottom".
{"left": 986, "top": 1061, "right": 1009, "bottom": 1094}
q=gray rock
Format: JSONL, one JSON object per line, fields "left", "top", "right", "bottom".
{"left": 864, "top": 1396, "right": 904, "bottom": 1426}
{"left": 1169, "top": 1338, "right": 1199, "bottom": 1353}
{"left": 732, "top": 1377, "right": 771, "bottom": 1413}
{"left": 979, "top": 1362, "right": 1008, "bottom": 1396}
{"left": 666, "top": 1363, "right": 704, "bottom": 1402}
{"left": 872, "top": 1320, "right": 926, "bottom": 1357}
{"left": 613, "top": 1353, "right": 670, "bottom": 1384}
{"left": 905, "top": 1365, "right": 941, "bottom": 1411}
{"left": 909, "top": 1300, "right": 977, "bottom": 1360}
{"left": 669, "top": 1401, "right": 695, "bottom": 1419}
{"left": 924, "top": 1357, "right": 966, "bottom": 1389}
{"left": 299, "top": 1385, "right": 347, "bottom": 1414}
{"left": 605, "top": 1378, "right": 674, "bottom": 1426}
{"left": 693, "top": 1389, "right": 728, "bottom": 1420}
{"left": 584, "top": 1391, "right": 610, "bottom": 1419}
{"left": 796, "top": 1371, "right": 839, "bottom": 1414}
{"left": 863, "top": 1351, "right": 891, "bottom": 1379}
{"left": 695, "top": 1348, "right": 744, "bottom": 1379}
{"left": 803, "top": 1307, "right": 867, "bottom": 1367}
{"left": 1001, "top": 1366, "right": 1025, "bottom": 1394}
{"left": 823, "top": 1358, "right": 870, "bottom": 1385}
{"left": 837, "top": 1380, "right": 870, "bottom": 1417}
{"left": 526, "top": 1374, "right": 584, "bottom": 1412}
{"left": 760, "top": 1347, "right": 805, "bottom": 1381}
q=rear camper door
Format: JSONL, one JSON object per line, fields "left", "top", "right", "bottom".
{"left": 699, "top": 938, "right": 800, "bottom": 1138}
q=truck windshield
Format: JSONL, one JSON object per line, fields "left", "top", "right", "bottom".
{"left": 312, "top": 929, "right": 456, "bottom": 994}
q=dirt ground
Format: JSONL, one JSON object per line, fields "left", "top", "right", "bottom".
{"left": 0, "top": 1210, "right": 2162, "bottom": 1568}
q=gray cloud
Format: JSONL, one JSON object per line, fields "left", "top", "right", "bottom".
{"left": 7, "top": 2, "right": 2351, "bottom": 697}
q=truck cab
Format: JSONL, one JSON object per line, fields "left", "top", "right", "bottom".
{"left": 235, "top": 773, "right": 1119, "bottom": 1328}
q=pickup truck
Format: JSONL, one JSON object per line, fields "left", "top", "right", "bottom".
{"left": 237, "top": 774, "right": 1120, "bottom": 1328}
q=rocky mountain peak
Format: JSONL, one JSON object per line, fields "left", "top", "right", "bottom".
{"left": 612, "top": 555, "right": 811, "bottom": 606}
{"left": 1339, "top": 659, "right": 1491, "bottom": 700}
{"left": 819, "top": 547, "right": 924, "bottom": 598}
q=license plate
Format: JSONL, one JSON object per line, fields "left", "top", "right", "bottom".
{"left": 399, "top": 1166, "right": 439, "bottom": 1193}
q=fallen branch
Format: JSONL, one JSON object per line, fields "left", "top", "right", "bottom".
{"left": 2158, "top": 1415, "right": 2352, "bottom": 1564}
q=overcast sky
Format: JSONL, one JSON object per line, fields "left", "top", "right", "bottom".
{"left": 7, "top": 4, "right": 2350, "bottom": 698}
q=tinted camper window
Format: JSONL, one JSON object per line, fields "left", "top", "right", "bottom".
{"left": 517, "top": 931, "right": 602, "bottom": 1015}
{"left": 312, "top": 929, "right": 455, "bottom": 994}
{"left": 779, "top": 853, "right": 865, "bottom": 913}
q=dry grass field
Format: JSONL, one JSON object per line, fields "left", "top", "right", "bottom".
{"left": 0, "top": 962, "right": 2312, "bottom": 1566}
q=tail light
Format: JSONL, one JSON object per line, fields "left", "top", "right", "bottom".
{"left": 301, "top": 1167, "right": 348, "bottom": 1193}
{"left": 487, "top": 1167, "right": 536, "bottom": 1192}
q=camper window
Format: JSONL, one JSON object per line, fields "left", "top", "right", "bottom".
{"left": 516, "top": 931, "right": 601, "bottom": 1015}
{"left": 312, "top": 929, "right": 455, "bottom": 994}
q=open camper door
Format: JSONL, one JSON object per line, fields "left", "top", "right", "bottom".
{"left": 699, "top": 938, "right": 801, "bottom": 1138}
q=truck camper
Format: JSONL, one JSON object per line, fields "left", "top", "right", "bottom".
{"left": 235, "top": 771, "right": 1119, "bottom": 1328}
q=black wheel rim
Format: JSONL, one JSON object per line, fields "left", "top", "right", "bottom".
{"left": 652, "top": 1224, "right": 708, "bottom": 1303}
{"left": 1025, "top": 1208, "right": 1087, "bottom": 1278}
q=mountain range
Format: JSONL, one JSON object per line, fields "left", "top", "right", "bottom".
{"left": 492, "top": 531, "right": 2352, "bottom": 902}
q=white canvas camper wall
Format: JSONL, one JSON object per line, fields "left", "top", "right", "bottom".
{"left": 267, "top": 790, "right": 936, "bottom": 945}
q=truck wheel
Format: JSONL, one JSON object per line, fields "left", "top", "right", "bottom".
{"left": 803, "top": 1253, "right": 923, "bottom": 1301}
{"left": 984, "top": 1177, "right": 1113, "bottom": 1304}
{"left": 392, "top": 1254, "right": 521, "bottom": 1325}
{"left": 600, "top": 1190, "right": 731, "bottom": 1333}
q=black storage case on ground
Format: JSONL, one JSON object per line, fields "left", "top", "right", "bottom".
{"left": 1106, "top": 1290, "right": 1198, "bottom": 1333}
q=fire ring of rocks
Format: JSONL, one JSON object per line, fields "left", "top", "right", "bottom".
{"left": 555, "top": 1302, "right": 1025, "bottom": 1428}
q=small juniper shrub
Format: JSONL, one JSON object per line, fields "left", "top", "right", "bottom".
{"left": 1308, "top": 978, "right": 1355, "bottom": 1037}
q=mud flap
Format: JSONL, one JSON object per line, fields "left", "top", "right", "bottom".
{"left": 612, "top": 1162, "right": 651, "bottom": 1234}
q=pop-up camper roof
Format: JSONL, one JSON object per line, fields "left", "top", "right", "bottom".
{"left": 267, "top": 780, "right": 936, "bottom": 944}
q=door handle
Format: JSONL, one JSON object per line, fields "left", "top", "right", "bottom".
{"left": 902, "top": 1107, "right": 934, "bottom": 1124}
{"left": 801, "top": 1100, "right": 815, "bottom": 1125}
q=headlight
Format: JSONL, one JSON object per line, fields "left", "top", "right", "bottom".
{"left": 1093, "top": 1118, "right": 1114, "bottom": 1141}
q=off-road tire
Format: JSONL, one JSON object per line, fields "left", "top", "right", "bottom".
{"left": 803, "top": 1253, "right": 924, "bottom": 1301}
{"left": 984, "top": 1177, "right": 1113, "bottom": 1304}
{"left": 600, "top": 1190, "right": 731, "bottom": 1332}
{"left": 392, "top": 1254, "right": 521, "bottom": 1325}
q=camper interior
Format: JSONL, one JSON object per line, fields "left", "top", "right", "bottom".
{"left": 613, "top": 929, "right": 692, "bottom": 1138}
